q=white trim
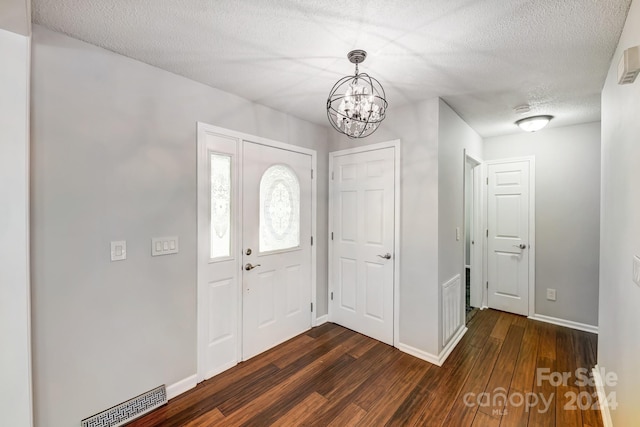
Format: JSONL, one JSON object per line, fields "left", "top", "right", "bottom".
{"left": 315, "top": 314, "right": 328, "bottom": 326}
{"left": 327, "top": 140, "right": 401, "bottom": 348}
{"left": 463, "top": 151, "right": 484, "bottom": 316}
{"left": 592, "top": 365, "right": 614, "bottom": 427}
{"left": 196, "top": 122, "right": 317, "bottom": 381}
{"left": 528, "top": 314, "right": 598, "bottom": 334}
{"left": 484, "top": 156, "right": 536, "bottom": 317}
{"left": 398, "top": 326, "right": 467, "bottom": 367}
{"left": 166, "top": 374, "right": 198, "bottom": 400}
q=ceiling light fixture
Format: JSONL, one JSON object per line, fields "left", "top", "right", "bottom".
{"left": 326, "top": 50, "right": 388, "bottom": 138}
{"left": 515, "top": 115, "right": 553, "bottom": 132}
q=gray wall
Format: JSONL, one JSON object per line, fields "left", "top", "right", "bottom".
{"left": 599, "top": 0, "right": 640, "bottom": 424}
{"left": 331, "top": 99, "right": 441, "bottom": 356}
{"left": 437, "top": 103, "right": 483, "bottom": 276}
{"left": 484, "top": 122, "right": 601, "bottom": 326}
{"left": 0, "top": 26, "right": 32, "bottom": 427}
{"left": 30, "top": 26, "right": 329, "bottom": 427}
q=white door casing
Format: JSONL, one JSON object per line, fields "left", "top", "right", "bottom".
{"left": 464, "top": 152, "right": 483, "bottom": 310}
{"left": 486, "top": 158, "right": 535, "bottom": 316}
{"left": 197, "top": 123, "right": 317, "bottom": 381}
{"left": 241, "top": 141, "right": 312, "bottom": 360}
{"left": 329, "top": 142, "right": 399, "bottom": 346}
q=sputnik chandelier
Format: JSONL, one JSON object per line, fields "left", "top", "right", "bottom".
{"left": 326, "top": 50, "right": 388, "bottom": 138}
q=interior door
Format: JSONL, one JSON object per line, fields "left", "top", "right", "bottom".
{"left": 330, "top": 147, "right": 395, "bottom": 345}
{"left": 242, "top": 141, "right": 312, "bottom": 360}
{"left": 487, "top": 160, "right": 531, "bottom": 316}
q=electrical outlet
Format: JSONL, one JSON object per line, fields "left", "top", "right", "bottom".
{"left": 546, "top": 288, "right": 556, "bottom": 301}
{"left": 633, "top": 256, "right": 640, "bottom": 287}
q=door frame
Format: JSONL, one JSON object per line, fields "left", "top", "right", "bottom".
{"left": 484, "top": 156, "right": 536, "bottom": 316}
{"left": 328, "top": 140, "right": 401, "bottom": 347}
{"left": 196, "top": 122, "right": 318, "bottom": 382}
{"left": 462, "top": 151, "right": 484, "bottom": 313}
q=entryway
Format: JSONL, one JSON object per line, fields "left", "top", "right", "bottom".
{"left": 196, "top": 123, "right": 316, "bottom": 381}
{"left": 328, "top": 141, "right": 400, "bottom": 346}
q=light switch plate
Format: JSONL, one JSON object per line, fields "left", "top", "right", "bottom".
{"left": 546, "top": 288, "right": 556, "bottom": 301}
{"left": 633, "top": 256, "right": 640, "bottom": 287}
{"left": 152, "top": 236, "right": 179, "bottom": 256}
{"left": 111, "top": 241, "right": 127, "bottom": 261}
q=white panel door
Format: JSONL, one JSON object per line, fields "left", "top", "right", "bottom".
{"left": 331, "top": 147, "right": 395, "bottom": 345}
{"left": 242, "top": 141, "right": 312, "bottom": 360}
{"left": 197, "top": 131, "right": 240, "bottom": 380}
{"left": 487, "top": 160, "right": 531, "bottom": 316}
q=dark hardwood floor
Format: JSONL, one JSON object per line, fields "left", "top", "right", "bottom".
{"left": 129, "top": 309, "right": 602, "bottom": 426}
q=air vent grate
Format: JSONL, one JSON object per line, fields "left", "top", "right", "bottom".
{"left": 81, "top": 385, "right": 166, "bottom": 427}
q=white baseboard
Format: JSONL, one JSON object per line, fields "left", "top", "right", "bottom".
{"left": 528, "top": 313, "right": 598, "bottom": 334}
{"left": 166, "top": 374, "right": 197, "bottom": 400}
{"left": 592, "top": 365, "right": 613, "bottom": 427}
{"left": 398, "top": 326, "right": 468, "bottom": 367}
{"left": 315, "top": 314, "right": 328, "bottom": 326}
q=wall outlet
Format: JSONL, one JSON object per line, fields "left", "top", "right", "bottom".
{"left": 546, "top": 288, "right": 556, "bottom": 301}
{"left": 633, "top": 256, "right": 640, "bottom": 287}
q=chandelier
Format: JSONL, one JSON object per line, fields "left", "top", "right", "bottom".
{"left": 326, "top": 50, "right": 388, "bottom": 138}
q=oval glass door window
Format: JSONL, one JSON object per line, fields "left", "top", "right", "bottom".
{"left": 259, "top": 165, "right": 300, "bottom": 252}
{"left": 210, "top": 153, "right": 231, "bottom": 259}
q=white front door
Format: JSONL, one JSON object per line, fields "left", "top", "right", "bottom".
{"left": 330, "top": 146, "right": 395, "bottom": 345}
{"left": 487, "top": 159, "right": 533, "bottom": 316}
{"left": 241, "top": 141, "right": 312, "bottom": 360}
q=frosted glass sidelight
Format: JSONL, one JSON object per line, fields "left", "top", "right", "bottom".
{"left": 210, "top": 154, "right": 231, "bottom": 258}
{"left": 260, "top": 165, "right": 300, "bottom": 252}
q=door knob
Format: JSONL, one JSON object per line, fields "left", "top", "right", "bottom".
{"left": 377, "top": 253, "right": 392, "bottom": 260}
{"left": 513, "top": 244, "right": 527, "bottom": 250}
{"left": 245, "top": 263, "right": 261, "bottom": 271}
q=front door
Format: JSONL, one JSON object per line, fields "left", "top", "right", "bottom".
{"left": 487, "top": 159, "right": 533, "bottom": 316}
{"left": 241, "top": 141, "right": 312, "bottom": 360}
{"left": 330, "top": 146, "right": 395, "bottom": 345}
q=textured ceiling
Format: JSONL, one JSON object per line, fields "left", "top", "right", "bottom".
{"left": 32, "top": 0, "right": 631, "bottom": 137}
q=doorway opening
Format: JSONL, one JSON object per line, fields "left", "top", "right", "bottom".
{"left": 463, "top": 152, "right": 482, "bottom": 323}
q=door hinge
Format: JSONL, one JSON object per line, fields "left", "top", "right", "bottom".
{"left": 331, "top": 171, "right": 334, "bottom": 180}
{"left": 331, "top": 232, "right": 334, "bottom": 240}
{"left": 486, "top": 281, "right": 489, "bottom": 288}
{"left": 486, "top": 229, "right": 489, "bottom": 237}
{"left": 311, "top": 236, "right": 314, "bottom": 246}
{"left": 311, "top": 302, "right": 313, "bottom": 312}
{"left": 331, "top": 291, "right": 334, "bottom": 300}
{"left": 486, "top": 177, "right": 488, "bottom": 185}
{"left": 311, "top": 169, "right": 314, "bottom": 179}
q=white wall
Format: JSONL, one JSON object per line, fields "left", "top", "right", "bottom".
{"left": 30, "top": 26, "right": 329, "bottom": 427}
{"left": 331, "top": 99, "right": 441, "bottom": 356}
{"left": 483, "top": 122, "right": 601, "bottom": 327}
{"left": 0, "top": 27, "right": 32, "bottom": 427}
{"left": 599, "top": 0, "right": 640, "bottom": 424}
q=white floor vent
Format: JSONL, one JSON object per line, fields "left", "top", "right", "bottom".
{"left": 81, "top": 385, "right": 166, "bottom": 427}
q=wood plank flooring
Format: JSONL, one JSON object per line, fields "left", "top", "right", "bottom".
{"left": 129, "top": 309, "right": 602, "bottom": 426}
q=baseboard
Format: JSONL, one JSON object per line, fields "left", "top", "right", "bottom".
{"left": 592, "top": 365, "right": 613, "bottom": 427}
{"left": 315, "top": 314, "right": 328, "bottom": 326}
{"left": 397, "top": 343, "right": 441, "bottom": 365}
{"left": 398, "top": 326, "right": 467, "bottom": 367}
{"left": 439, "top": 326, "right": 468, "bottom": 365}
{"left": 166, "top": 374, "right": 197, "bottom": 400}
{"left": 528, "top": 313, "right": 598, "bottom": 334}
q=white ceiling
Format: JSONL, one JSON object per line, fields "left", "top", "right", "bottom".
{"left": 32, "top": 0, "right": 631, "bottom": 137}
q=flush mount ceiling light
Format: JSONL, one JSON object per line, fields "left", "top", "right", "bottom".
{"left": 515, "top": 115, "right": 553, "bottom": 132}
{"left": 326, "top": 50, "right": 388, "bottom": 138}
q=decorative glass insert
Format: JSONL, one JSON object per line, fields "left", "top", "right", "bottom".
{"left": 210, "top": 153, "right": 231, "bottom": 259}
{"left": 260, "top": 165, "right": 300, "bottom": 252}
